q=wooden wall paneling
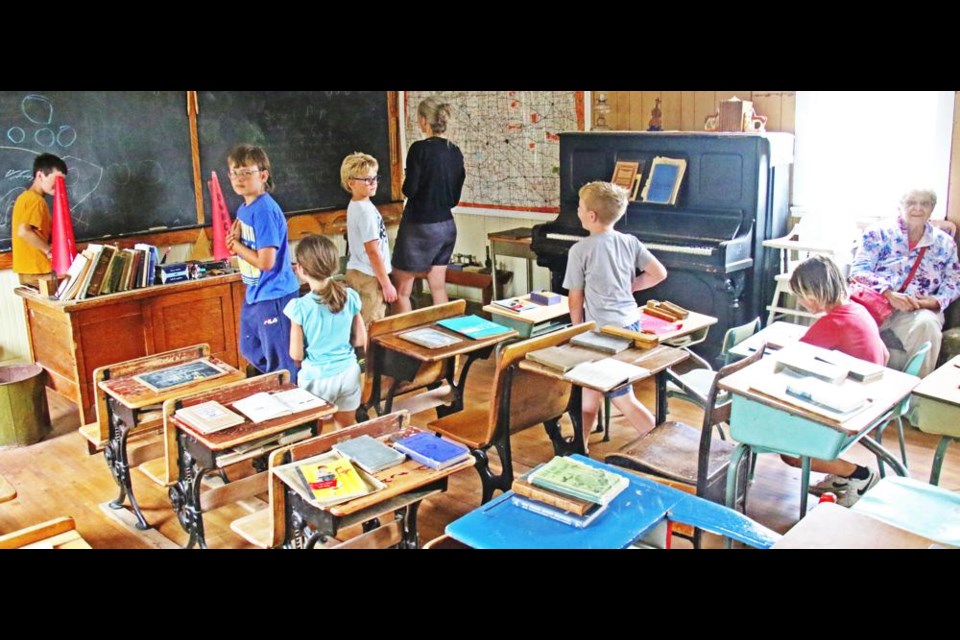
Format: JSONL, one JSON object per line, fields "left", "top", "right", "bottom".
{"left": 780, "top": 92, "right": 796, "bottom": 133}
{"left": 628, "top": 92, "right": 645, "bottom": 131}
{"left": 680, "top": 91, "right": 696, "bottom": 131}
{"left": 608, "top": 92, "right": 625, "bottom": 130}
{"left": 694, "top": 91, "right": 717, "bottom": 131}
{"left": 751, "top": 91, "right": 783, "bottom": 132}
{"left": 660, "top": 91, "right": 682, "bottom": 131}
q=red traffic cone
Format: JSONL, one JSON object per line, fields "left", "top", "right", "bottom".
{"left": 51, "top": 174, "right": 77, "bottom": 275}
{"left": 207, "top": 171, "right": 232, "bottom": 261}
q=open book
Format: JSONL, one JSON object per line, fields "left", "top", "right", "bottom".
{"left": 563, "top": 358, "right": 650, "bottom": 392}
{"left": 232, "top": 388, "right": 326, "bottom": 423}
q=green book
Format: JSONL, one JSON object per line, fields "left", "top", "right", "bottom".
{"left": 527, "top": 456, "right": 628, "bottom": 505}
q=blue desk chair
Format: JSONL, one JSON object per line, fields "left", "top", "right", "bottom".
{"left": 873, "top": 341, "right": 930, "bottom": 478}
{"left": 605, "top": 345, "right": 766, "bottom": 548}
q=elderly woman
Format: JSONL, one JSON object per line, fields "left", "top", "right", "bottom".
{"left": 849, "top": 188, "right": 960, "bottom": 378}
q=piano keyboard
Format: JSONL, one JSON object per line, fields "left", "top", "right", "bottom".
{"left": 545, "top": 233, "right": 714, "bottom": 257}
{"left": 644, "top": 242, "right": 714, "bottom": 256}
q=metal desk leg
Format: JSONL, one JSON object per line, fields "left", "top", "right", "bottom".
{"left": 398, "top": 502, "right": 423, "bottom": 549}
{"left": 104, "top": 400, "right": 150, "bottom": 530}
{"left": 656, "top": 370, "right": 668, "bottom": 425}
{"left": 930, "top": 436, "right": 954, "bottom": 485}
{"left": 799, "top": 456, "right": 811, "bottom": 518}
{"left": 169, "top": 444, "right": 212, "bottom": 549}
{"left": 859, "top": 435, "right": 908, "bottom": 477}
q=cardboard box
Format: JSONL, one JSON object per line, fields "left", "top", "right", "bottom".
{"left": 719, "top": 97, "right": 753, "bottom": 132}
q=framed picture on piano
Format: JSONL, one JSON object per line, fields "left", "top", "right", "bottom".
{"left": 640, "top": 156, "right": 687, "bottom": 206}
{"left": 611, "top": 161, "right": 641, "bottom": 192}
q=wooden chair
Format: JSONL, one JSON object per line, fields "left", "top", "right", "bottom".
{"left": 79, "top": 343, "right": 212, "bottom": 455}
{"left": 0, "top": 517, "right": 91, "bottom": 549}
{"left": 604, "top": 344, "right": 765, "bottom": 547}
{"left": 358, "top": 300, "right": 467, "bottom": 420}
{"left": 427, "top": 322, "right": 596, "bottom": 504}
{"left": 230, "top": 411, "right": 412, "bottom": 550}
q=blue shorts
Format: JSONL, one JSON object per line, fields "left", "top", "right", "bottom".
{"left": 607, "top": 320, "right": 642, "bottom": 399}
{"left": 392, "top": 219, "right": 457, "bottom": 273}
{"left": 239, "top": 291, "right": 300, "bottom": 384}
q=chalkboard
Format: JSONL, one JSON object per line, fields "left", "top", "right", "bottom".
{"left": 0, "top": 91, "right": 197, "bottom": 252}
{"left": 197, "top": 91, "right": 393, "bottom": 220}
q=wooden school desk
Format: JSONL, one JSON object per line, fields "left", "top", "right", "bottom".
{"left": 16, "top": 273, "right": 245, "bottom": 424}
{"left": 266, "top": 415, "right": 474, "bottom": 549}
{"left": 97, "top": 352, "right": 243, "bottom": 530}
{"left": 718, "top": 355, "right": 920, "bottom": 518}
{"left": 445, "top": 455, "right": 779, "bottom": 549}
{"left": 518, "top": 343, "right": 688, "bottom": 455}
{"left": 483, "top": 294, "right": 571, "bottom": 339}
{"left": 0, "top": 474, "right": 15, "bottom": 504}
{"left": 651, "top": 310, "right": 718, "bottom": 347}
{"left": 165, "top": 372, "right": 336, "bottom": 549}
{"left": 369, "top": 316, "right": 517, "bottom": 417}
{"left": 772, "top": 502, "right": 949, "bottom": 549}
{"left": 910, "top": 354, "right": 960, "bottom": 485}
{"left": 727, "top": 320, "right": 808, "bottom": 359}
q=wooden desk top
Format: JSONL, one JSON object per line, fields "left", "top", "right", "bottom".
{"left": 912, "top": 354, "right": 960, "bottom": 407}
{"left": 375, "top": 319, "right": 517, "bottom": 363}
{"left": 718, "top": 355, "right": 919, "bottom": 435}
{"left": 650, "top": 310, "right": 717, "bottom": 342}
{"left": 0, "top": 474, "right": 16, "bottom": 504}
{"left": 773, "top": 502, "right": 948, "bottom": 549}
{"left": 519, "top": 343, "right": 688, "bottom": 390}
{"left": 273, "top": 446, "right": 474, "bottom": 518}
{"left": 173, "top": 382, "right": 336, "bottom": 452}
{"left": 488, "top": 227, "right": 533, "bottom": 245}
{"left": 728, "top": 321, "right": 808, "bottom": 358}
{"left": 483, "top": 295, "right": 570, "bottom": 324}
{"left": 99, "top": 357, "right": 244, "bottom": 410}
{"left": 14, "top": 272, "right": 243, "bottom": 311}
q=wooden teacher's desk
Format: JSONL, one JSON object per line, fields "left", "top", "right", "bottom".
{"left": 16, "top": 273, "right": 245, "bottom": 424}
{"left": 718, "top": 355, "right": 920, "bottom": 518}
{"left": 518, "top": 343, "right": 689, "bottom": 455}
{"left": 165, "top": 371, "right": 336, "bottom": 549}
{"left": 98, "top": 351, "right": 244, "bottom": 530}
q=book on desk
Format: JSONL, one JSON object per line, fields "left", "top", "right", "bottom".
{"left": 569, "top": 331, "right": 632, "bottom": 354}
{"left": 232, "top": 388, "right": 326, "bottom": 423}
{"left": 332, "top": 434, "right": 407, "bottom": 474}
{"left": 435, "top": 315, "right": 512, "bottom": 340}
{"left": 175, "top": 400, "right": 244, "bottom": 434}
{"left": 525, "top": 345, "right": 602, "bottom": 373}
{"left": 290, "top": 451, "right": 383, "bottom": 508}
{"left": 392, "top": 432, "right": 472, "bottom": 470}
{"left": 527, "top": 456, "right": 629, "bottom": 505}
{"left": 399, "top": 327, "right": 463, "bottom": 349}
{"left": 564, "top": 358, "right": 650, "bottom": 393}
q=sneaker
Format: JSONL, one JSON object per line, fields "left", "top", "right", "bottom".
{"left": 836, "top": 469, "right": 879, "bottom": 507}
{"left": 808, "top": 473, "right": 849, "bottom": 496}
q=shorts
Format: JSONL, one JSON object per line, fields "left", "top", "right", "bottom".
{"left": 239, "top": 291, "right": 300, "bottom": 384}
{"left": 344, "top": 269, "right": 386, "bottom": 327}
{"left": 607, "top": 320, "right": 642, "bottom": 399}
{"left": 299, "top": 361, "right": 362, "bottom": 411}
{"left": 392, "top": 219, "right": 457, "bottom": 273}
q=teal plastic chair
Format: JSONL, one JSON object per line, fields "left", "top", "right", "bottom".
{"left": 874, "top": 341, "right": 931, "bottom": 478}
{"left": 665, "top": 317, "right": 761, "bottom": 413}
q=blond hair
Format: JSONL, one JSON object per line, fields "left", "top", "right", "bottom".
{"left": 340, "top": 152, "right": 379, "bottom": 193}
{"left": 790, "top": 255, "right": 847, "bottom": 308}
{"left": 579, "top": 181, "right": 628, "bottom": 225}
{"left": 295, "top": 235, "right": 348, "bottom": 314}
{"left": 228, "top": 144, "right": 274, "bottom": 192}
{"left": 418, "top": 96, "right": 453, "bottom": 135}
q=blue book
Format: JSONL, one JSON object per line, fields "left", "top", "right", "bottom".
{"left": 436, "top": 315, "right": 512, "bottom": 340}
{"left": 392, "top": 432, "right": 472, "bottom": 470}
{"left": 510, "top": 495, "right": 607, "bottom": 529}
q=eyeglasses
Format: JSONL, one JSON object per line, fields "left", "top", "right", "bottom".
{"left": 903, "top": 199, "right": 935, "bottom": 208}
{"left": 229, "top": 167, "right": 263, "bottom": 179}
{"left": 351, "top": 175, "right": 381, "bottom": 185}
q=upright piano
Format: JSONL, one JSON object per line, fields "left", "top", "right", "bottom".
{"left": 532, "top": 131, "right": 794, "bottom": 364}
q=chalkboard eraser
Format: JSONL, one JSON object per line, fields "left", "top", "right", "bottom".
{"left": 149, "top": 226, "right": 169, "bottom": 231}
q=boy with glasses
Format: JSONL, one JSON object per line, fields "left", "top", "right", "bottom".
{"left": 341, "top": 152, "right": 396, "bottom": 327}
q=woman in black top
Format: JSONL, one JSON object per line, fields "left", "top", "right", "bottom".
{"left": 391, "top": 97, "right": 466, "bottom": 313}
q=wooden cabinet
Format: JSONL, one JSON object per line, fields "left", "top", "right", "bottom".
{"left": 17, "top": 274, "right": 245, "bottom": 424}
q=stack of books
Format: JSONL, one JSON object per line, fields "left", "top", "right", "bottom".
{"left": 55, "top": 243, "right": 160, "bottom": 300}
{"left": 510, "top": 456, "right": 628, "bottom": 528}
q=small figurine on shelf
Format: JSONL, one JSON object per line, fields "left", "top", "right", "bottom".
{"left": 648, "top": 97, "right": 663, "bottom": 131}
{"left": 593, "top": 92, "right": 611, "bottom": 131}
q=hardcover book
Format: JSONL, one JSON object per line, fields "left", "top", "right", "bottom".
{"left": 827, "top": 350, "right": 884, "bottom": 383}
{"left": 294, "top": 452, "right": 376, "bottom": 508}
{"left": 175, "top": 400, "right": 245, "bottom": 434}
{"left": 524, "top": 346, "right": 601, "bottom": 373}
{"left": 510, "top": 494, "right": 607, "bottom": 528}
{"left": 84, "top": 245, "right": 117, "bottom": 297}
{"left": 435, "top": 315, "right": 512, "bottom": 340}
{"left": 563, "top": 359, "right": 650, "bottom": 392}
{"left": 774, "top": 344, "right": 848, "bottom": 385}
{"left": 569, "top": 331, "right": 632, "bottom": 355}
{"left": 332, "top": 434, "right": 407, "bottom": 474}
{"left": 512, "top": 473, "right": 595, "bottom": 516}
{"left": 399, "top": 327, "right": 463, "bottom": 349}
{"left": 391, "top": 431, "right": 472, "bottom": 470}
{"left": 527, "top": 456, "right": 629, "bottom": 505}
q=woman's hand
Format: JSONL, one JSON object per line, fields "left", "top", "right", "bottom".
{"left": 884, "top": 290, "right": 920, "bottom": 312}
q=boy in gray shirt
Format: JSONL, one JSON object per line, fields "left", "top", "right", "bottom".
{"left": 563, "top": 181, "right": 668, "bottom": 452}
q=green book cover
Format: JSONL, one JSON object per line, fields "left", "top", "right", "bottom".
{"left": 528, "top": 456, "right": 628, "bottom": 504}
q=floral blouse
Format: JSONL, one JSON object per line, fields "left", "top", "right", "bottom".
{"left": 850, "top": 217, "right": 960, "bottom": 312}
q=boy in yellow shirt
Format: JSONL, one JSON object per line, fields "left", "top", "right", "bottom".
{"left": 12, "top": 153, "right": 68, "bottom": 288}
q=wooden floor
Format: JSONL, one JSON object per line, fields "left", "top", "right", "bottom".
{"left": 1, "top": 358, "right": 958, "bottom": 549}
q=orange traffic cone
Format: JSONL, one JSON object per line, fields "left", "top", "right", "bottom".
{"left": 51, "top": 175, "right": 77, "bottom": 275}
{"left": 207, "top": 171, "right": 232, "bottom": 261}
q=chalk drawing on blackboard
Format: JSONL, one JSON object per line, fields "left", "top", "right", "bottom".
{"left": 133, "top": 358, "right": 231, "bottom": 393}
{"left": 22, "top": 95, "right": 53, "bottom": 125}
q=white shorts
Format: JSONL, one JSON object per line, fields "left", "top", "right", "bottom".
{"left": 299, "top": 362, "right": 362, "bottom": 411}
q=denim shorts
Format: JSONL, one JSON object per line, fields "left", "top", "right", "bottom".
{"left": 607, "top": 319, "right": 642, "bottom": 398}
{"left": 392, "top": 219, "right": 457, "bottom": 273}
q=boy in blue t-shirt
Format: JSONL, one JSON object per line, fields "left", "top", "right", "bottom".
{"left": 225, "top": 144, "right": 301, "bottom": 382}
